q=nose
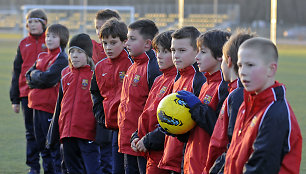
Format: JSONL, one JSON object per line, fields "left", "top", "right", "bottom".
{"left": 239, "top": 65, "right": 246, "bottom": 77}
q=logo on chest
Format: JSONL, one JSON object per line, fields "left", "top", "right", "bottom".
{"left": 81, "top": 79, "right": 89, "bottom": 89}
{"left": 41, "top": 43, "right": 47, "bottom": 51}
{"left": 203, "top": 94, "right": 212, "bottom": 104}
{"left": 250, "top": 115, "right": 258, "bottom": 127}
{"left": 132, "top": 75, "right": 141, "bottom": 86}
{"left": 157, "top": 86, "right": 167, "bottom": 98}
{"left": 119, "top": 71, "right": 126, "bottom": 82}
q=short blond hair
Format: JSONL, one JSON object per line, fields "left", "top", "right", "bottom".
{"left": 239, "top": 37, "right": 278, "bottom": 63}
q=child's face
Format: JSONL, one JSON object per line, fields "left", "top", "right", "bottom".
{"left": 238, "top": 48, "right": 271, "bottom": 94}
{"left": 126, "top": 29, "right": 147, "bottom": 57}
{"left": 27, "top": 19, "right": 44, "bottom": 35}
{"left": 221, "top": 55, "right": 231, "bottom": 82}
{"left": 95, "top": 19, "right": 107, "bottom": 38}
{"left": 69, "top": 48, "right": 88, "bottom": 68}
{"left": 102, "top": 36, "right": 125, "bottom": 59}
{"left": 195, "top": 45, "right": 221, "bottom": 73}
{"left": 156, "top": 44, "right": 174, "bottom": 70}
{"left": 45, "top": 32, "right": 60, "bottom": 50}
{"left": 171, "top": 38, "right": 197, "bottom": 70}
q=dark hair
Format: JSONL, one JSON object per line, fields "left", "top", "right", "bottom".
{"left": 223, "top": 28, "right": 256, "bottom": 74}
{"left": 99, "top": 18, "right": 127, "bottom": 41}
{"left": 128, "top": 19, "right": 159, "bottom": 40}
{"left": 46, "top": 24, "right": 69, "bottom": 49}
{"left": 171, "top": 26, "right": 200, "bottom": 50}
{"left": 197, "top": 29, "right": 231, "bottom": 59}
{"left": 96, "top": 9, "right": 121, "bottom": 20}
{"left": 152, "top": 30, "right": 174, "bottom": 52}
{"left": 26, "top": 8, "right": 48, "bottom": 31}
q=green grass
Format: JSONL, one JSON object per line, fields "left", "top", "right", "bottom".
{"left": 0, "top": 38, "right": 305, "bottom": 173}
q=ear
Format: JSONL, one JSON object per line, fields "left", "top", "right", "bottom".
{"left": 227, "top": 56, "right": 233, "bottom": 67}
{"left": 144, "top": 39, "right": 152, "bottom": 50}
{"left": 267, "top": 62, "right": 277, "bottom": 77}
{"left": 216, "top": 56, "right": 222, "bottom": 62}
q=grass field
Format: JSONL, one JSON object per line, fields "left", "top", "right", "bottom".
{"left": 0, "top": 37, "right": 305, "bottom": 173}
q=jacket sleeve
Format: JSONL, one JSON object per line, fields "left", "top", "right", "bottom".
{"left": 28, "top": 52, "right": 68, "bottom": 89}
{"left": 143, "top": 127, "right": 165, "bottom": 151}
{"left": 90, "top": 72, "right": 105, "bottom": 126}
{"left": 46, "top": 83, "right": 63, "bottom": 149}
{"left": 10, "top": 46, "right": 22, "bottom": 104}
{"left": 243, "top": 101, "right": 289, "bottom": 174}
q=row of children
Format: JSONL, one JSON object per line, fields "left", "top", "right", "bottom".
{"left": 10, "top": 7, "right": 302, "bottom": 174}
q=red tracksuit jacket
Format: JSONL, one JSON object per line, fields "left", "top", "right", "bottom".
{"left": 10, "top": 33, "right": 47, "bottom": 104}
{"left": 204, "top": 79, "right": 243, "bottom": 174}
{"left": 224, "top": 82, "right": 302, "bottom": 174}
{"left": 94, "top": 49, "right": 133, "bottom": 129}
{"left": 92, "top": 40, "right": 107, "bottom": 64}
{"left": 137, "top": 66, "right": 178, "bottom": 167}
{"left": 117, "top": 49, "right": 161, "bottom": 156}
{"left": 58, "top": 65, "right": 96, "bottom": 141}
{"left": 28, "top": 47, "right": 68, "bottom": 113}
{"left": 158, "top": 63, "right": 205, "bottom": 173}
{"left": 184, "top": 70, "right": 228, "bottom": 174}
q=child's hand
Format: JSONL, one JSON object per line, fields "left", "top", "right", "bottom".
{"left": 177, "top": 90, "right": 201, "bottom": 108}
{"left": 136, "top": 138, "right": 148, "bottom": 152}
{"left": 12, "top": 104, "right": 20, "bottom": 113}
{"left": 131, "top": 138, "right": 139, "bottom": 152}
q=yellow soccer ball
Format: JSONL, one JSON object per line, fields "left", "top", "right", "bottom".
{"left": 157, "top": 93, "right": 196, "bottom": 134}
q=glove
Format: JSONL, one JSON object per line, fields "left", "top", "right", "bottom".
{"left": 158, "top": 124, "right": 176, "bottom": 137}
{"left": 177, "top": 90, "right": 201, "bottom": 108}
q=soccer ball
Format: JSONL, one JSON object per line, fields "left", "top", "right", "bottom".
{"left": 157, "top": 93, "right": 196, "bottom": 134}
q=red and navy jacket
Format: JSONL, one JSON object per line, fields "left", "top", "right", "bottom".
{"left": 224, "top": 82, "right": 302, "bottom": 174}
{"left": 158, "top": 63, "right": 206, "bottom": 173}
{"left": 27, "top": 47, "right": 68, "bottom": 113}
{"left": 55, "top": 65, "right": 96, "bottom": 141}
{"left": 10, "top": 33, "right": 47, "bottom": 104}
{"left": 183, "top": 70, "right": 228, "bottom": 174}
{"left": 204, "top": 79, "right": 243, "bottom": 174}
{"left": 91, "top": 49, "right": 133, "bottom": 129}
{"left": 117, "top": 49, "right": 162, "bottom": 156}
{"left": 92, "top": 40, "right": 107, "bottom": 64}
{"left": 136, "top": 66, "right": 178, "bottom": 165}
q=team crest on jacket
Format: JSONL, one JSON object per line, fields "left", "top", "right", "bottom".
{"left": 219, "top": 104, "right": 226, "bottom": 120}
{"left": 119, "top": 71, "right": 126, "bottom": 82}
{"left": 158, "top": 86, "right": 167, "bottom": 98}
{"left": 250, "top": 115, "right": 258, "bottom": 127}
{"left": 81, "top": 79, "right": 89, "bottom": 89}
{"left": 203, "top": 94, "right": 212, "bottom": 104}
{"left": 41, "top": 43, "right": 47, "bottom": 51}
{"left": 132, "top": 75, "right": 140, "bottom": 86}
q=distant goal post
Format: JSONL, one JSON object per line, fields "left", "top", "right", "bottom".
{"left": 21, "top": 5, "right": 135, "bottom": 37}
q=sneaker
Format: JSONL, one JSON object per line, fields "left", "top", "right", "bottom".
{"left": 28, "top": 169, "right": 39, "bottom": 174}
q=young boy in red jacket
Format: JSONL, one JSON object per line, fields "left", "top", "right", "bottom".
{"left": 204, "top": 30, "right": 255, "bottom": 174}
{"left": 117, "top": 19, "right": 161, "bottom": 174}
{"left": 54, "top": 33, "right": 101, "bottom": 174}
{"left": 130, "top": 30, "right": 178, "bottom": 174}
{"left": 90, "top": 18, "right": 133, "bottom": 174}
{"left": 158, "top": 26, "right": 206, "bottom": 174}
{"left": 224, "top": 37, "right": 302, "bottom": 174}
{"left": 92, "top": 9, "right": 121, "bottom": 64}
{"left": 10, "top": 8, "right": 48, "bottom": 174}
{"left": 26, "top": 24, "right": 69, "bottom": 174}
{"left": 175, "top": 29, "right": 230, "bottom": 174}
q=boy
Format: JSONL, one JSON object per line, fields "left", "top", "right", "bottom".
{"left": 224, "top": 37, "right": 302, "bottom": 173}
{"left": 158, "top": 26, "right": 206, "bottom": 173}
{"left": 55, "top": 33, "right": 101, "bottom": 174}
{"left": 92, "top": 9, "right": 121, "bottom": 64}
{"left": 26, "top": 24, "right": 69, "bottom": 174}
{"left": 204, "top": 30, "right": 255, "bottom": 174}
{"left": 117, "top": 19, "right": 161, "bottom": 173}
{"left": 130, "top": 30, "right": 178, "bottom": 174}
{"left": 90, "top": 18, "right": 133, "bottom": 174}
{"left": 10, "top": 8, "right": 47, "bottom": 174}
{"left": 176, "top": 29, "right": 230, "bottom": 174}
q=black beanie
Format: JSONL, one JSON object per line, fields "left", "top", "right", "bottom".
{"left": 68, "top": 33, "right": 93, "bottom": 58}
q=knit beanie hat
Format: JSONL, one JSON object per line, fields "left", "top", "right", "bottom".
{"left": 26, "top": 8, "right": 48, "bottom": 30}
{"left": 68, "top": 33, "right": 93, "bottom": 58}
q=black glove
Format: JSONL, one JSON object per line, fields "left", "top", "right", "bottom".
{"left": 177, "top": 90, "right": 201, "bottom": 108}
